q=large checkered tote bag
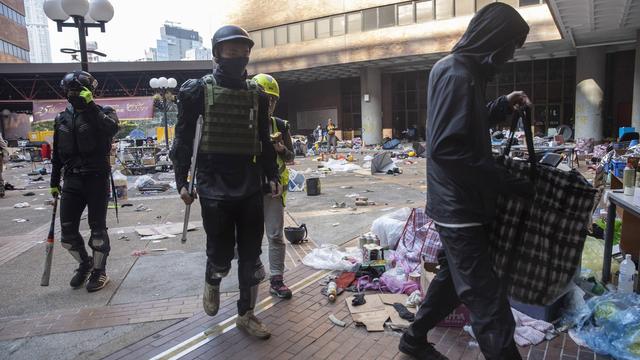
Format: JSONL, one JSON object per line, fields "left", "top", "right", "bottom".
{"left": 489, "top": 109, "right": 597, "bottom": 305}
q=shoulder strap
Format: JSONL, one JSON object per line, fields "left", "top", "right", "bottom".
{"left": 203, "top": 75, "right": 216, "bottom": 106}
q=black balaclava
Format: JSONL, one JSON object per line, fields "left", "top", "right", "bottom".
{"left": 67, "top": 92, "right": 88, "bottom": 111}
{"left": 214, "top": 43, "right": 249, "bottom": 89}
{"left": 451, "top": 3, "right": 530, "bottom": 79}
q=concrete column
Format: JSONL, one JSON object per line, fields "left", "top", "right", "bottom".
{"left": 360, "top": 67, "right": 383, "bottom": 145}
{"left": 632, "top": 30, "right": 640, "bottom": 131}
{"left": 575, "top": 47, "right": 606, "bottom": 140}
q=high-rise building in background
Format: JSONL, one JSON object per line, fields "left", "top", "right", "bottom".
{"left": 72, "top": 40, "right": 101, "bottom": 63}
{"left": 184, "top": 47, "right": 212, "bottom": 61}
{"left": 0, "top": 0, "right": 30, "bottom": 63}
{"left": 24, "top": 0, "right": 50, "bottom": 63}
{"left": 148, "top": 22, "right": 205, "bottom": 61}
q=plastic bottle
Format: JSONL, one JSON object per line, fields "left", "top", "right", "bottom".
{"left": 327, "top": 281, "right": 337, "bottom": 302}
{"left": 112, "top": 170, "right": 128, "bottom": 201}
{"left": 623, "top": 160, "right": 636, "bottom": 196}
{"left": 618, "top": 254, "right": 637, "bottom": 294}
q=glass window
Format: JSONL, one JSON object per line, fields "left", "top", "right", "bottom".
{"left": 316, "top": 18, "right": 330, "bottom": 38}
{"left": 435, "top": 0, "right": 454, "bottom": 19}
{"left": 416, "top": 1, "right": 434, "bottom": 22}
{"left": 250, "top": 31, "right": 262, "bottom": 49}
{"left": 363, "top": 8, "right": 377, "bottom": 31}
{"left": 262, "top": 28, "right": 275, "bottom": 48}
{"left": 288, "top": 23, "right": 302, "bottom": 43}
{"left": 331, "top": 15, "right": 345, "bottom": 36}
{"left": 347, "top": 12, "right": 362, "bottom": 33}
{"left": 275, "top": 26, "right": 287, "bottom": 45}
{"left": 398, "top": 3, "right": 414, "bottom": 25}
{"left": 378, "top": 5, "right": 396, "bottom": 28}
{"left": 519, "top": 0, "right": 539, "bottom": 5}
{"left": 455, "top": 0, "right": 475, "bottom": 15}
{"left": 302, "top": 21, "right": 315, "bottom": 41}
{"left": 498, "top": 0, "right": 518, "bottom": 7}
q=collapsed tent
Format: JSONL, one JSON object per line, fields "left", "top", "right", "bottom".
{"left": 371, "top": 152, "right": 394, "bottom": 174}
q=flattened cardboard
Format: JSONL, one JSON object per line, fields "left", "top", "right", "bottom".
{"left": 346, "top": 294, "right": 385, "bottom": 314}
{"left": 351, "top": 310, "right": 388, "bottom": 332}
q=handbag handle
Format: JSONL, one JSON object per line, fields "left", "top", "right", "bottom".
{"left": 503, "top": 107, "right": 537, "bottom": 180}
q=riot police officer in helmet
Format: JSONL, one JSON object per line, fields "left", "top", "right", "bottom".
{"left": 171, "top": 25, "right": 280, "bottom": 339}
{"left": 50, "top": 71, "right": 119, "bottom": 292}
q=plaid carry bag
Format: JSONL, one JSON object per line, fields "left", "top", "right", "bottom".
{"left": 393, "top": 208, "right": 442, "bottom": 272}
{"left": 489, "top": 108, "right": 597, "bottom": 305}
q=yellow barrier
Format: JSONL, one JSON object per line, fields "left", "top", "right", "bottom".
{"left": 156, "top": 127, "right": 175, "bottom": 143}
{"left": 28, "top": 130, "right": 54, "bottom": 143}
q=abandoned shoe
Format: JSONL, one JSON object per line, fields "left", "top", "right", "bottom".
{"left": 398, "top": 333, "right": 448, "bottom": 360}
{"left": 269, "top": 275, "right": 292, "bottom": 299}
{"left": 236, "top": 310, "right": 271, "bottom": 339}
{"left": 203, "top": 281, "right": 220, "bottom": 316}
{"left": 86, "top": 269, "right": 109, "bottom": 292}
{"left": 69, "top": 257, "right": 93, "bottom": 288}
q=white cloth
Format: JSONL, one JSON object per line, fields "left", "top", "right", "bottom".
{"left": 464, "top": 308, "right": 555, "bottom": 347}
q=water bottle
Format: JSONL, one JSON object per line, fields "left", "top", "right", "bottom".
{"left": 618, "top": 254, "right": 637, "bottom": 293}
{"left": 327, "top": 281, "right": 337, "bottom": 302}
{"left": 623, "top": 160, "right": 636, "bottom": 196}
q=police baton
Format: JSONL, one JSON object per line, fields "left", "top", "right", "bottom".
{"left": 181, "top": 115, "right": 204, "bottom": 243}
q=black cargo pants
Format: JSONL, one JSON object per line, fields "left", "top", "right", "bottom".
{"left": 405, "top": 225, "right": 521, "bottom": 360}
{"left": 200, "top": 191, "right": 266, "bottom": 315}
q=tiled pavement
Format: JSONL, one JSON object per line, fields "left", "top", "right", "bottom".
{"left": 103, "top": 262, "right": 611, "bottom": 360}
{"left": 0, "top": 213, "right": 316, "bottom": 342}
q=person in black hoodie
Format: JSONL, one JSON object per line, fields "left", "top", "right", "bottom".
{"left": 171, "top": 25, "right": 280, "bottom": 340}
{"left": 399, "top": 4, "right": 532, "bottom": 360}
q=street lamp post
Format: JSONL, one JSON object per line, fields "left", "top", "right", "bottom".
{"left": 44, "top": 0, "right": 114, "bottom": 72}
{"left": 150, "top": 77, "right": 178, "bottom": 149}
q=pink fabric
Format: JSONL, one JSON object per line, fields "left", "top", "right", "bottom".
{"left": 393, "top": 208, "right": 442, "bottom": 273}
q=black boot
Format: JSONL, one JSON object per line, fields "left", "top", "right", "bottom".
{"left": 86, "top": 269, "right": 109, "bottom": 292}
{"left": 398, "top": 333, "right": 448, "bottom": 360}
{"left": 69, "top": 257, "right": 93, "bottom": 289}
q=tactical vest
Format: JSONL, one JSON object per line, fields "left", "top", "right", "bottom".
{"left": 56, "top": 110, "right": 100, "bottom": 158}
{"left": 199, "top": 75, "right": 261, "bottom": 156}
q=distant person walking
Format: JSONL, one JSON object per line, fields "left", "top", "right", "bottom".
{"left": 326, "top": 118, "right": 337, "bottom": 152}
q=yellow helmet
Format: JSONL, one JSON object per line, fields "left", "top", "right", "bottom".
{"left": 252, "top": 73, "right": 280, "bottom": 98}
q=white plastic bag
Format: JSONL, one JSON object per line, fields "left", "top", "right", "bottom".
{"left": 288, "top": 169, "right": 305, "bottom": 192}
{"left": 134, "top": 175, "right": 155, "bottom": 189}
{"left": 302, "top": 244, "right": 362, "bottom": 271}
{"left": 371, "top": 207, "right": 412, "bottom": 247}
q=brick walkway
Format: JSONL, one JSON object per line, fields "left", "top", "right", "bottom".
{"left": 103, "top": 263, "right": 610, "bottom": 360}
{"left": 0, "top": 212, "right": 316, "bottom": 342}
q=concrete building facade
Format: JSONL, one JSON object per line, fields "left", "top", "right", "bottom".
{"left": 0, "top": 0, "right": 30, "bottom": 63}
{"left": 218, "top": 0, "right": 640, "bottom": 143}
{"left": 24, "top": 0, "right": 50, "bottom": 63}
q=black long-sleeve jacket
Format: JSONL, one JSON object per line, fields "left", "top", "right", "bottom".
{"left": 425, "top": 3, "right": 530, "bottom": 224}
{"left": 50, "top": 104, "right": 119, "bottom": 188}
{"left": 171, "top": 73, "right": 278, "bottom": 200}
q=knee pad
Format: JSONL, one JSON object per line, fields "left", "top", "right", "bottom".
{"left": 60, "top": 222, "right": 82, "bottom": 247}
{"left": 88, "top": 229, "right": 110, "bottom": 253}
{"left": 238, "top": 259, "right": 265, "bottom": 288}
{"left": 206, "top": 261, "right": 230, "bottom": 281}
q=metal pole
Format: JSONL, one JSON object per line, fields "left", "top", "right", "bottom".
{"left": 162, "top": 89, "right": 169, "bottom": 149}
{"left": 602, "top": 200, "right": 617, "bottom": 283}
{"left": 74, "top": 16, "right": 89, "bottom": 72}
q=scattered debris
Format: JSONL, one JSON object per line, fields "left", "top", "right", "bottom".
{"left": 352, "top": 293, "right": 366, "bottom": 306}
{"left": 135, "top": 204, "right": 152, "bottom": 212}
{"left": 332, "top": 201, "right": 346, "bottom": 208}
{"left": 22, "top": 192, "right": 35, "bottom": 196}
{"left": 149, "top": 248, "right": 167, "bottom": 252}
{"left": 33, "top": 207, "right": 47, "bottom": 210}
{"left": 329, "top": 314, "right": 346, "bottom": 327}
{"left": 118, "top": 235, "right": 130, "bottom": 241}
{"left": 340, "top": 185, "right": 353, "bottom": 189}
{"left": 12, "top": 218, "right": 28, "bottom": 223}
{"left": 140, "top": 234, "right": 176, "bottom": 241}
{"left": 131, "top": 250, "right": 147, "bottom": 257}
{"left": 13, "top": 202, "right": 30, "bottom": 208}
{"left": 345, "top": 193, "right": 359, "bottom": 198}
{"left": 332, "top": 223, "right": 340, "bottom": 227}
